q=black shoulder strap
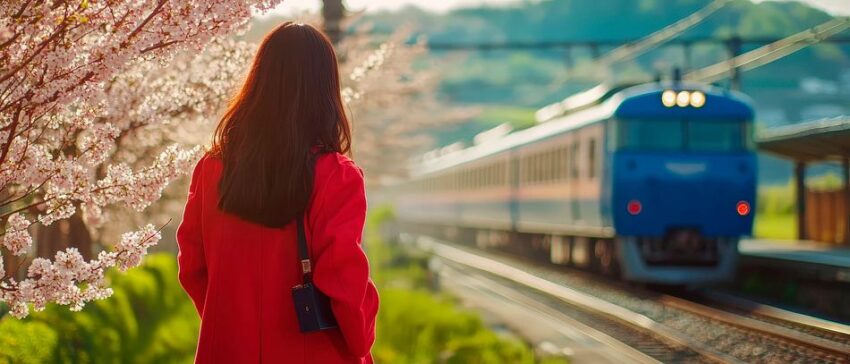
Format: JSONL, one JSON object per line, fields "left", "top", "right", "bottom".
{"left": 296, "top": 152, "right": 320, "bottom": 284}
{"left": 296, "top": 215, "right": 312, "bottom": 284}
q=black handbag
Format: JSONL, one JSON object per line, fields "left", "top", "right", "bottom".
{"left": 291, "top": 215, "right": 339, "bottom": 333}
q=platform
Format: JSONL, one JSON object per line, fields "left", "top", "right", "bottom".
{"left": 739, "top": 239, "right": 850, "bottom": 282}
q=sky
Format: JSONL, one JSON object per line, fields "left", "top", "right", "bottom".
{"left": 266, "top": 0, "right": 850, "bottom": 16}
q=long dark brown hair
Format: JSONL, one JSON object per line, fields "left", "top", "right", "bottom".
{"left": 211, "top": 22, "right": 351, "bottom": 228}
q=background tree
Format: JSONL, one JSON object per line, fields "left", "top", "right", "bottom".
{"left": 336, "top": 29, "right": 475, "bottom": 184}
{"left": 322, "top": 0, "right": 346, "bottom": 44}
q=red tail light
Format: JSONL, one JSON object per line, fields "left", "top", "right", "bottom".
{"left": 627, "top": 200, "right": 642, "bottom": 215}
{"left": 736, "top": 201, "right": 750, "bottom": 216}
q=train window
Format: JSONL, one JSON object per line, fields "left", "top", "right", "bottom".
{"left": 588, "top": 139, "right": 597, "bottom": 179}
{"left": 570, "top": 142, "right": 579, "bottom": 179}
{"left": 546, "top": 150, "right": 555, "bottom": 182}
{"left": 520, "top": 156, "right": 528, "bottom": 183}
{"left": 499, "top": 163, "right": 506, "bottom": 185}
{"left": 528, "top": 154, "right": 538, "bottom": 183}
{"left": 528, "top": 154, "right": 539, "bottom": 183}
{"left": 537, "top": 153, "right": 544, "bottom": 183}
{"left": 561, "top": 147, "right": 569, "bottom": 180}
{"left": 617, "top": 120, "right": 684, "bottom": 151}
{"left": 615, "top": 119, "right": 748, "bottom": 152}
{"left": 535, "top": 153, "right": 542, "bottom": 183}
{"left": 549, "top": 150, "right": 558, "bottom": 182}
{"left": 687, "top": 120, "right": 745, "bottom": 152}
{"left": 541, "top": 152, "right": 548, "bottom": 183}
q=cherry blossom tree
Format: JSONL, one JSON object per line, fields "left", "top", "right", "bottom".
{"left": 337, "top": 29, "right": 475, "bottom": 184}
{"left": 84, "top": 37, "right": 256, "bottom": 249}
{"left": 0, "top": 0, "right": 281, "bottom": 318}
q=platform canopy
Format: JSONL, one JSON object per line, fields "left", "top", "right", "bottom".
{"left": 757, "top": 117, "right": 850, "bottom": 162}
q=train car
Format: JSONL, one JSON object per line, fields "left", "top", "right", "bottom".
{"left": 391, "top": 81, "right": 756, "bottom": 285}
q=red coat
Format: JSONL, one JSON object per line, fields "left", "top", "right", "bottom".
{"left": 177, "top": 152, "right": 379, "bottom": 363}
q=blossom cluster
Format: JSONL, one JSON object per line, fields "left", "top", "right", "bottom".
{"left": 0, "top": 0, "right": 280, "bottom": 317}
{"left": 1, "top": 225, "right": 162, "bottom": 319}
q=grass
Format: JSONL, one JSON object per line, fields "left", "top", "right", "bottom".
{"left": 753, "top": 213, "right": 797, "bottom": 240}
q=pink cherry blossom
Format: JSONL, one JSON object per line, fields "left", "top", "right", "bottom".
{"left": 3, "top": 213, "right": 32, "bottom": 256}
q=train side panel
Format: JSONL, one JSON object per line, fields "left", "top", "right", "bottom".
{"left": 513, "top": 123, "right": 610, "bottom": 236}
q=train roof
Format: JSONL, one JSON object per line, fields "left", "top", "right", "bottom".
{"left": 535, "top": 82, "right": 643, "bottom": 123}
{"left": 414, "top": 82, "right": 754, "bottom": 177}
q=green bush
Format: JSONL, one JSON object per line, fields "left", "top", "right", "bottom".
{"left": 0, "top": 318, "right": 57, "bottom": 364}
{"left": 374, "top": 289, "right": 535, "bottom": 364}
{"left": 757, "top": 182, "right": 795, "bottom": 216}
{"left": 0, "top": 254, "right": 199, "bottom": 364}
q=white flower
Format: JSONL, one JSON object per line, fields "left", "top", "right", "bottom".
{"left": 54, "top": 248, "right": 88, "bottom": 279}
{"left": 27, "top": 258, "right": 53, "bottom": 278}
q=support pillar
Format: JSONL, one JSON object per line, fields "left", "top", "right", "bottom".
{"left": 726, "top": 36, "right": 742, "bottom": 91}
{"left": 588, "top": 43, "right": 601, "bottom": 60}
{"left": 795, "top": 161, "right": 807, "bottom": 240}
{"left": 844, "top": 158, "right": 850, "bottom": 245}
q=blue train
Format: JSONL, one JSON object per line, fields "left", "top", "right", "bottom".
{"left": 391, "top": 81, "right": 756, "bottom": 284}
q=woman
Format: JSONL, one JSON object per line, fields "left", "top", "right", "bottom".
{"left": 176, "top": 22, "right": 379, "bottom": 363}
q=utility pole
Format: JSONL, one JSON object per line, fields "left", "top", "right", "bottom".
{"left": 726, "top": 36, "right": 742, "bottom": 90}
{"left": 682, "top": 40, "right": 693, "bottom": 72}
{"left": 322, "top": 0, "right": 345, "bottom": 44}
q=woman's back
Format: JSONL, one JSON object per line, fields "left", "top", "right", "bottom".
{"left": 177, "top": 152, "right": 378, "bottom": 363}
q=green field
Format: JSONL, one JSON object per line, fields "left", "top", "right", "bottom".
{"left": 753, "top": 213, "right": 797, "bottom": 241}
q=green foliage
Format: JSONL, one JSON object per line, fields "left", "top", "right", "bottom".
{"left": 0, "top": 319, "right": 57, "bottom": 364}
{"left": 754, "top": 213, "right": 797, "bottom": 240}
{"left": 808, "top": 171, "right": 843, "bottom": 190}
{"left": 0, "top": 254, "right": 199, "bottom": 364}
{"left": 374, "top": 289, "right": 536, "bottom": 364}
{"left": 757, "top": 182, "right": 795, "bottom": 216}
{"left": 754, "top": 182, "right": 797, "bottom": 240}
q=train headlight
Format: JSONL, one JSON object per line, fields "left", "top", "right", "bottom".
{"left": 676, "top": 91, "right": 691, "bottom": 107}
{"left": 736, "top": 201, "right": 751, "bottom": 216}
{"left": 690, "top": 91, "right": 706, "bottom": 108}
{"left": 661, "top": 90, "right": 677, "bottom": 108}
{"left": 627, "top": 200, "right": 642, "bottom": 215}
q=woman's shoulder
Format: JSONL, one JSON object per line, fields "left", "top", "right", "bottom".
{"left": 195, "top": 152, "right": 223, "bottom": 175}
{"left": 315, "top": 152, "right": 363, "bottom": 177}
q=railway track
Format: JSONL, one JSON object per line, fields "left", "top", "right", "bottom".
{"left": 413, "top": 235, "right": 850, "bottom": 363}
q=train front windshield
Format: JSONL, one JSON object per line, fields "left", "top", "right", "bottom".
{"left": 612, "top": 119, "right": 753, "bottom": 152}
